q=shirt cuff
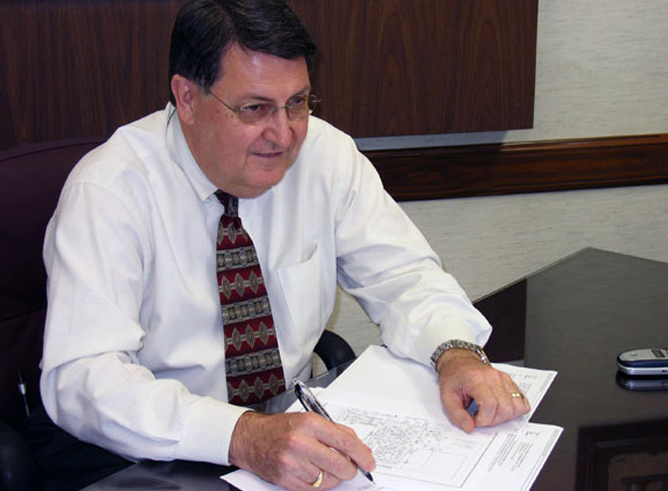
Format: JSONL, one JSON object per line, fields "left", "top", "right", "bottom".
{"left": 176, "top": 396, "right": 251, "bottom": 465}
{"left": 415, "top": 316, "right": 491, "bottom": 366}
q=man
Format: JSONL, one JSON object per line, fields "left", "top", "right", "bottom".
{"left": 37, "top": 0, "right": 529, "bottom": 489}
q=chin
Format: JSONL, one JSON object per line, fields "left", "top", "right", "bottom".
{"left": 240, "top": 177, "right": 283, "bottom": 199}
{"left": 258, "top": 168, "right": 289, "bottom": 189}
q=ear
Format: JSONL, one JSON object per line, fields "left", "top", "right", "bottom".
{"left": 171, "top": 74, "right": 197, "bottom": 125}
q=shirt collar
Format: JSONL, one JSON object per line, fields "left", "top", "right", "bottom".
{"left": 164, "top": 104, "right": 219, "bottom": 202}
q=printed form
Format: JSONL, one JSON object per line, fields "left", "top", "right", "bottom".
{"left": 222, "top": 346, "right": 562, "bottom": 491}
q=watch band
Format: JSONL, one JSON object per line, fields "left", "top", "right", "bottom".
{"left": 430, "top": 339, "right": 490, "bottom": 370}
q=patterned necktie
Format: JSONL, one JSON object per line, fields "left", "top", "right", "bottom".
{"left": 215, "top": 191, "right": 286, "bottom": 405}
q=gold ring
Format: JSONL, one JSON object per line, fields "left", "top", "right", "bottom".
{"left": 311, "top": 469, "right": 324, "bottom": 488}
{"left": 510, "top": 392, "right": 524, "bottom": 399}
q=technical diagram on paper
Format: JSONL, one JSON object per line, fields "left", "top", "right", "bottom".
{"left": 327, "top": 403, "right": 494, "bottom": 487}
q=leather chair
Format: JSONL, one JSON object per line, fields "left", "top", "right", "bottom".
{"left": 0, "top": 139, "right": 355, "bottom": 491}
{"left": 0, "top": 139, "right": 105, "bottom": 491}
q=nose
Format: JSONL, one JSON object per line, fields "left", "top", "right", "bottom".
{"left": 263, "top": 108, "right": 294, "bottom": 148}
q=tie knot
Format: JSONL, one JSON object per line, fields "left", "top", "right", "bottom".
{"left": 215, "top": 191, "right": 239, "bottom": 218}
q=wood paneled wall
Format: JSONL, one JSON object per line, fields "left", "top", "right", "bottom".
{"left": 0, "top": 0, "right": 537, "bottom": 150}
{"left": 0, "top": 0, "right": 185, "bottom": 151}
{"left": 290, "top": 0, "right": 538, "bottom": 137}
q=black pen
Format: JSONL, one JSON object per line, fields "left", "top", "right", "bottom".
{"left": 293, "top": 378, "right": 374, "bottom": 483}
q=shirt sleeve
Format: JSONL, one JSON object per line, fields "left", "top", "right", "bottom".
{"left": 41, "top": 182, "right": 248, "bottom": 465}
{"left": 331, "top": 137, "right": 492, "bottom": 365}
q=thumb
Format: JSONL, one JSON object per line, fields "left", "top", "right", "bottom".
{"left": 443, "top": 397, "right": 476, "bottom": 433}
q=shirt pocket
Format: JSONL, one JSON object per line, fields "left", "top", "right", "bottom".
{"left": 275, "top": 244, "right": 330, "bottom": 348}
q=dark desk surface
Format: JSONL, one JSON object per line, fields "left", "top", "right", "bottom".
{"left": 85, "top": 248, "right": 668, "bottom": 490}
{"left": 478, "top": 248, "right": 668, "bottom": 490}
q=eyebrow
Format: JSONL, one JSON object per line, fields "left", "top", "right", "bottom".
{"left": 239, "top": 85, "right": 312, "bottom": 104}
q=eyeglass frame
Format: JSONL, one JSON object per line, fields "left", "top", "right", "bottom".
{"left": 202, "top": 88, "right": 320, "bottom": 125}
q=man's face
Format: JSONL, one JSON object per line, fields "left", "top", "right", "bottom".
{"left": 178, "top": 44, "right": 311, "bottom": 198}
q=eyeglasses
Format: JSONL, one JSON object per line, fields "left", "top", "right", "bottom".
{"left": 205, "top": 90, "right": 320, "bottom": 125}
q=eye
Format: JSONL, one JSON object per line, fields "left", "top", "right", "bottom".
{"left": 239, "top": 103, "right": 272, "bottom": 114}
{"left": 289, "top": 95, "right": 308, "bottom": 107}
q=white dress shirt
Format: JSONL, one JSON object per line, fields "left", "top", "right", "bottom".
{"left": 41, "top": 105, "right": 491, "bottom": 465}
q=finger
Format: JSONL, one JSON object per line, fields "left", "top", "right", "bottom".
{"left": 441, "top": 391, "right": 476, "bottom": 433}
{"left": 299, "top": 471, "right": 346, "bottom": 491}
{"left": 303, "top": 469, "right": 344, "bottom": 491}
{"left": 307, "top": 442, "right": 359, "bottom": 481}
{"left": 508, "top": 386, "right": 531, "bottom": 413}
{"left": 470, "top": 389, "right": 501, "bottom": 428}
{"left": 287, "top": 467, "right": 317, "bottom": 491}
{"left": 475, "top": 378, "right": 530, "bottom": 428}
{"left": 264, "top": 458, "right": 322, "bottom": 491}
{"left": 500, "top": 376, "right": 531, "bottom": 417}
{"left": 270, "top": 446, "right": 345, "bottom": 491}
{"left": 296, "top": 415, "right": 374, "bottom": 481}
{"left": 265, "top": 433, "right": 350, "bottom": 489}
{"left": 462, "top": 370, "right": 505, "bottom": 428}
{"left": 315, "top": 420, "right": 376, "bottom": 475}
{"left": 334, "top": 422, "right": 358, "bottom": 438}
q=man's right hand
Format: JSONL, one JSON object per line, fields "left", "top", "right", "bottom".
{"left": 228, "top": 411, "right": 376, "bottom": 490}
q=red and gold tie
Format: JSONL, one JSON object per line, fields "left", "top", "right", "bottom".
{"left": 215, "top": 191, "right": 286, "bottom": 405}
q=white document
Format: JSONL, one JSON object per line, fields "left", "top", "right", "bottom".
{"left": 324, "top": 404, "right": 561, "bottom": 491}
{"left": 222, "top": 346, "right": 562, "bottom": 491}
{"left": 323, "top": 346, "right": 556, "bottom": 425}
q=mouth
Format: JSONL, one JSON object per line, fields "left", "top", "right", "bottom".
{"left": 251, "top": 150, "right": 284, "bottom": 159}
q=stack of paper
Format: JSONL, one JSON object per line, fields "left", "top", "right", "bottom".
{"left": 223, "top": 346, "right": 562, "bottom": 491}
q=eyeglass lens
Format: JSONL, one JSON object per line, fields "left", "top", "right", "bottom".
{"left": 238, "top": 95, "right": 318, "bottom": 124}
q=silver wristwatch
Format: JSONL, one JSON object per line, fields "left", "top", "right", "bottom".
{"left": 430, "top": 339, "right": 490, "bottom": 370}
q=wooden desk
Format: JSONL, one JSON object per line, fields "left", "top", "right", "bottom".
{"left": 85, "top": 248, "right": 668, "bottom": 490}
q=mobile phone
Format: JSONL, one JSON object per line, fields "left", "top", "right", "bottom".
{"left": 617, "top": 348, "right": 668, "bottom": 376}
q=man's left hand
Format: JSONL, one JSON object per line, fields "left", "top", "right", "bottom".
{"left": 436, "top": 348, "right": 530, "bottom": 433}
